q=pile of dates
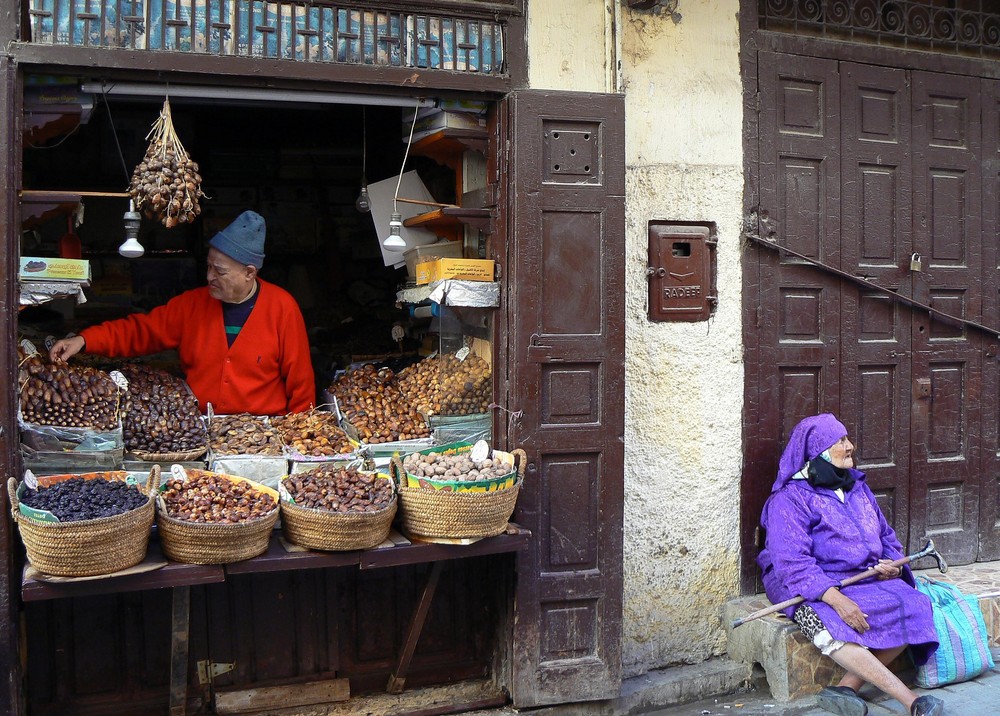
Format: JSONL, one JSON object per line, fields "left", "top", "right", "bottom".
{"left": 21, "top": 477, "right": 147, "bottom": 522}
{"left": 283, "top": 466, "right": 393, "bottom": 513}
{"left": 209, "top": 413, "right": 282, "bottom": 456}
{"left": 129, "top": 99, "right": 205, "bottom": 228}
{"left": 160, "top": 470, "right": 276, "bottom": 523}
{"left": 398, "top": 353, "right": 492, "bottom": 416}
{"left": 271, "top": 411, "right": 352, "bottom": 456}
{"left": 18, "top": 351, "right": 121, "bottom": 430}
{"left": 402, "top": 450, "right": 510, "bottom": 483}
{"left": 327, "top": 365, "right": 429, "bottom": 444}
{"left": 120, "top": 364, "right": 207, "bottom": 455}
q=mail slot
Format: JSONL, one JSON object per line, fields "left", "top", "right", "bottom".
{"left": 647, "top": 222, "right": 717, "bottom": 322}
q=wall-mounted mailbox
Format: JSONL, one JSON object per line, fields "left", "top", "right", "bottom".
{"left": 647, "top": 222, "right": 717, "bottom": 322}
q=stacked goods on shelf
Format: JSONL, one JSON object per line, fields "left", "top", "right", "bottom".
{"left": 156, "top": 468, "right": 278, "bottom": 563}
{"left": 397, "top": 352, "right": 491, "bottom": 417}
{"left": 279, "top": 465, "right": 397, "bottom": 551}
{"left": 327, "top": 365, "right": 431, "bottom": 452}
{"left": 391, "top": 445, "right": 525, "bottom": 540}
{"left": 18, "top": 348, "right": 122, "bottom": 430}
{"left": 18, "top": 346, "right": 126, "bottom": 472}
{"left": 271, "top": 409, "right": 354, "bottom": 474}
{"left": 207, "top": 413, "right": 287, "bottom": 488}
{"left": 271, "top": 410, "right": 353, "bottom": 457}
{"left": 8, "top": 467, "right": 159, "bottom": 577}
{"left": 119, "top": 364, "right": 208, "bottom": 460}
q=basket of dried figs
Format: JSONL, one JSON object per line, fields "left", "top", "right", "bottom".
{"left": 390, "top": 446, "right": 526, "bottom": 540}
{"left": 279, "top": 465, "right": 396, "bottom": 551}
{"left": 7, "top": 467, "right": 159, "bottom": 577}
{"left": 156, "top": 468, "right": 278, "bottom": 564}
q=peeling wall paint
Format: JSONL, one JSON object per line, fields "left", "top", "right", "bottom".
{"left": 526, "top": 1, "right": 745, "bottom": 678}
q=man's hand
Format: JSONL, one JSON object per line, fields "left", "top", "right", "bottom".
{"left": 822, "top": 587, "right": 870, "bottom": 633}
{"left": 49, "top": 336, "right": 86, "bottom": 364}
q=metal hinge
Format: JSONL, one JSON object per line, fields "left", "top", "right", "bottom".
{"left": 197, "top": 660, "right": 235, "bottom": 685}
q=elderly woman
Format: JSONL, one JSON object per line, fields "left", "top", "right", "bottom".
{"left": 758, "top": 414, "right": 943, "bottom": 716}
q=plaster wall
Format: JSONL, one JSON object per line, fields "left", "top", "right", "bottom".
{"left": 526, "top": 1, "right": 746, "bottom": 678}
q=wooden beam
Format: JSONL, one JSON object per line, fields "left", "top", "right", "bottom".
{"left": 215, "top": 678, "right": 349, "bottom": 714}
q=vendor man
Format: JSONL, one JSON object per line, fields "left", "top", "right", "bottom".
{"left": 49, "top": 210, "right": 316, "bottom": 416}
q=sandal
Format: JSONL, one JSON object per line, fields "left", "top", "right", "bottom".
{"left": 911, "top": 695, "right": 945, "bottom": 716}
{"left": 817, "top": 685, "right": 868, "bottom": 716}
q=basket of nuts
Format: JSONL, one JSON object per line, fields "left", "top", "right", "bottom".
{"left": 390, "top": 446, "right": 526, "bottom": 540}
{"left": 279, "top": 465, "right": 397, "bottom": 551}
{"left": 7, "top": 467, "right": 159, "bottom": 577}
{"left": 155, "top": 468, "right": 279, "bottom": 564}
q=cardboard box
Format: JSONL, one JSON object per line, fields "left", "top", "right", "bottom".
{"left": 404, "top": 240, "right": 464, "bottom": 278}
{"left": 415, "top": 258, "right": 495, "bottom": 285}
{"left": 19, "top": 257, "right": 91, "bottom": 282}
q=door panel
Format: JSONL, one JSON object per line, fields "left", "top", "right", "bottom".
{"left": 749, "top": 53, "right": 843, "bottom": 545}
{"left": 838, "top": 62, "right": 913, "bottom": 540}
{"left": 981, "top": 78, "right": 1000, "bottom": 560}
{"left": 500, "top": 90, "right": 624, "bottom": 708}
{"left": 748, "top": 53, "right": 997, "bottom": 579}
{"left": 908, "top": 72, "right": 982, "bottom": 563}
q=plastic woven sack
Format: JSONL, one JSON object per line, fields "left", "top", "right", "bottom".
{"left": 915, "top": 576, "right": 995, "bottom": 688}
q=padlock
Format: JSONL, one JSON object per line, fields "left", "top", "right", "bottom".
{"left": 910, "top": 253, "right": 922, "bottom": 272}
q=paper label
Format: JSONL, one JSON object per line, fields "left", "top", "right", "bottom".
{"left": 109, "top": 370, "right": 129, "bottom": 391}
{"left": 24, "top": 469, "right": 39, "bottom": 490}
{"left": 455, "top": 346, "right": 470, "bottom": 362}
{"left": 470, "top": 439, "right": 489, "bottom": 463}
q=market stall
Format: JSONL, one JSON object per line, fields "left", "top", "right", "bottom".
{"left": 13, "top": 81, "right": 524, "bottom": 715}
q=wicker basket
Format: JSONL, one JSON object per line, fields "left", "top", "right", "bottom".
{"left": 8, "top": 466, "right": 159, "bottom": 577}
{"left": 131, "top": 446, "right": 208, "bottom": 462}
{"left": 281, "top": 496, "right": 397, "bottom": 551}
{"left": 391, "top": 448, "right": 525, "bottom": 540}
{"left": 155, "top": 473, "right": 278, "bottom": 564}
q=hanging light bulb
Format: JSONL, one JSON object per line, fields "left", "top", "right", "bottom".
{"left": 355, "top": 108, "right": 371, "bottom": 213}
{"left": 382, "top": 212, "right": 406, "bottom": 249}
{"left": 355, "top": 180, "right": 371, "bottom": 213}
{"left": 382, "top": 102, "right": 421, "bottom": 251}
{"left": 119, "top": 200, "right": 145, "bottom": 258}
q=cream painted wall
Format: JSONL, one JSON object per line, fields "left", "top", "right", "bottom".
{"left": 526, "top": 1, "right": 746, "bottom": 678}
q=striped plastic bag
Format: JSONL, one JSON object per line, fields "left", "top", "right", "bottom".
{"left": 915, "top": 576, "right": 995, "bottom": 688}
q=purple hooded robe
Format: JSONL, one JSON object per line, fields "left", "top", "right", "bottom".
{"left": 757, "top": 414, "right": 938, "bottom": 664}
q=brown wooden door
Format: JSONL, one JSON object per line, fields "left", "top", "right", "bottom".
{"left": 496, "top": 90, "right": 625, "bottom": 708}
{"left": 746, "top": 52, "right": 999, "bottom": 577}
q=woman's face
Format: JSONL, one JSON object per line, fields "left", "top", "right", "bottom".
{"left": 206, "top": 248, "right": 256, "bottom": 303}
{"left": 827, "top": 436, "right": 855, "bottom": 469}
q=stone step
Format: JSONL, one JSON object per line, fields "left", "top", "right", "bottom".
{"left": 724, "top": 566, "right": 1000, "bottom": 703}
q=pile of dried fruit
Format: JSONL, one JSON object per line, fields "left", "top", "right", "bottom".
{"left": 120, "top": 364, "right": 207, "bottom": 455}
{"left": 398, "top": 353, "right": 492, "bottom": 416}
{"left": 271, "top": 410, "right": 353, "bottom": 456}
{"left": 209, "top": 413, "right": 282, "bottom": 456}
{"left": 128, "top": 98, "right": 205, "bottom": 228}
{"left": 283, "top": 466, "right": 393, "bottom": 513}
{"left": 402, "top": 450, "right": 509, "bottom": 483}
{"left": 160, "top": 470, "right": 276, "bottom": 523}
{"left": 18, "top": 350, "right": 121, "bottom": 430}
{"left": 20, "top": 477, "right": 147, "bottom": 521}
{"left": 327, "top": 365, "right": 429, "bottom": 444}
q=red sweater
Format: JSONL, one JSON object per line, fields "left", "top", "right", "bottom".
{"left": 81, "top": 280, "right": 315, "bottom": 415}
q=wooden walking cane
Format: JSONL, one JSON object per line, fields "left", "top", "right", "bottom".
{"left": 731, "top": 539, "right": 948, "bottom": 629}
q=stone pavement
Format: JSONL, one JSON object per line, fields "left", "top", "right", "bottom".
{"left": 643, "top": 648, "right": 1000, "bottom": 716}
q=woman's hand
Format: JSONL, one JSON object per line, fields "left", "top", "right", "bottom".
{"left": 821, "top": 587, "right": 870, "bottom": 633}
{"left": 873, "top": 558, "right": 901, "bottom": 580}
